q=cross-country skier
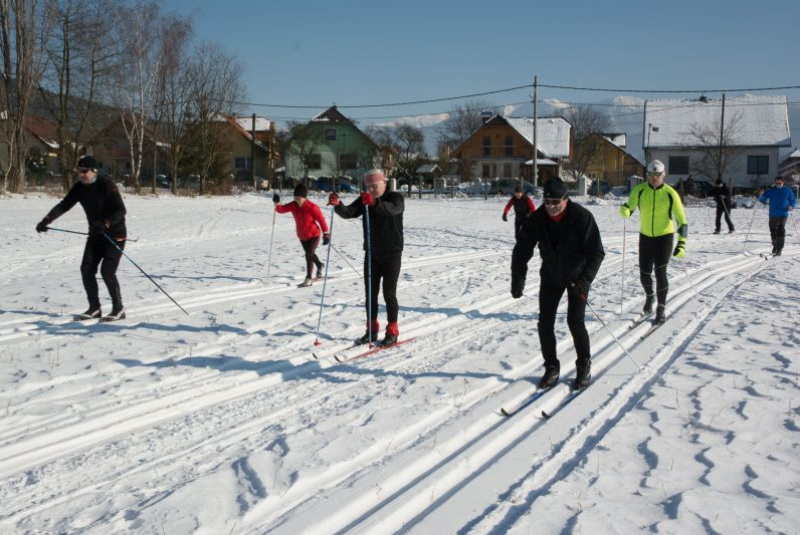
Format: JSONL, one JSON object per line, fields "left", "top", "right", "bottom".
{"left": 757, "top": 176, "right": 796, "bottom": 256}
{"left": 713, "top": 179, "right": 734, "bottom": 234}
{"left": 502, "top": 186, "right": 536, "bottom": 238}
{"left": 35, "top": 155, "right": 128, "bottom": 321}
{"left": 511, "top": 176, "right": 605, "bottom": 390}
{"left": 619, "top": 159, "right": 688, "bottom": 324}
{"left": 273, "top": 183, "right": 330, "bottom": 287}
{"left": 328, "top": 169, "right": 405, "bottom": 346}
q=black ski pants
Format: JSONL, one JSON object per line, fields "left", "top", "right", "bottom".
{"left": 537, "top": 280, "right": 590, "bottom": 372}
{"left": 639, "top": 233, "right": 673, "bottom": 307}
{"left": 768, "top": 217, "right": 787, "bottom": 253}
{"left": 80, "top": 236, "right": 124, "bottom": 310}
{"left": 715, "top": 204, "right": 734, "bottom": 232}
{"left": 364, "top": 254, "right": 401, "bottom": 324}
{"left": 300, "top": 235, "right": 322, "bottom": 278}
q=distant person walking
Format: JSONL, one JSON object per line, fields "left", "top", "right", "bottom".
{"left": 502, "top": 186, "right": 536, "bottom": 238}
{"left": 274, "top": 183, "right": 330, "bottom": 287}
{"left": 329, "top": 169, "right": 405, "bottom": 346}
{"left": 35, "top": 155, "right": 128, "bottom": 321}
{"left": 757, "top": 176, "right": 796, "bottom": 256}
{"left": 713, "top": 178, "right": 734, "bottom": 234}
{"left": 619, "top": 159, "right": 688, "bottom": 324}
{"left": 511, "top": 177, "right": 605, "bottom": 390}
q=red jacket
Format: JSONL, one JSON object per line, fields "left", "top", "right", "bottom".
{"left": 276, "top": 199, "right": 329, "bottom": 240}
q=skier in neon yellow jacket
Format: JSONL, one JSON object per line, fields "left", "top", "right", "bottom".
{"left": 619, "top": 160, "right": 688, "bottom": 324}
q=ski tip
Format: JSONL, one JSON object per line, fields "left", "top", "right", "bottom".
{"left": 500, "top": 408, "right": 512, "bottom": 417}
{"left": 334, "top": 354, "right": 344, "bottom": 363}
{"left": 541, "top": 410, "right": 551, "bottom": 419}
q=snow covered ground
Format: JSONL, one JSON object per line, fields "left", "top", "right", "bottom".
{"left": 1, "top": 191, "right": 798, "bottom": 534}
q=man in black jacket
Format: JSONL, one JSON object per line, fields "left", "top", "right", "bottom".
{"left": 511, "top": 177, "right": 605, "bottom": 390}
{"left": 35, "top": 155, "right": 128, "bottom": 321}
{"left": 713, "top": 178, "right": 734, "bottom": 234}
{"left": 329, "top": 169, "right": 405, "bottom": 346}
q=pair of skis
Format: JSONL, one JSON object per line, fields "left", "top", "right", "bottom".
{"left": 630, "top": 310, "right": 666, "bottom": 339}
{"left": 313, "top": 337, "right": 417, "bottom": 363}
{"left": 500, "top": 383, "right": 585, "bottom": 418}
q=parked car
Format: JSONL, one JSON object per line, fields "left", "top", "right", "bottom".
{"left": 491, "top": 178, "right": 539, "bottom": 196}
{"left": 691, "top": 181, "right": 715, "bottom": 197}
{"left": 314, "top": 176, "right": 355, "bottom": 193}
{"left": 587, "top": 179, "right": 611, "bottom": 196}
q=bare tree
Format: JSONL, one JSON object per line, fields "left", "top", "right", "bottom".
{"left": 0, "top": 0, "right": 48, "bottom": 194}
{"left": 39, "top": 0, "right": 118, "bottom": 191}
{"left": 183, "top": 41, "right": 243, "bottom": 195}
{"left": 556, "top": 104, "right": 612, "bottom": 185}
{"left": 363, "top": 123, "right": 393, "bottom": 171}
{"left": 436, "top": 99, "right": 493, "bottom": 154}
{"left": 683, "top": 111, "right": 743, "bottom": 182}
{"left": 285, "top": 120, "right": 323, "bottom": 184}
{"left": 392, "top": 124, "right": 426, "bottom": 196}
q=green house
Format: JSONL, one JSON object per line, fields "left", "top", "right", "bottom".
{"left": 285, "top": 106, "right": 379, "bottom": 186}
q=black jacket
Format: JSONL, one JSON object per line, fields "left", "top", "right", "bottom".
{"left": 334, "top": 190, "right": 404, "bottom": 257}
{"left": 46, "top": 177, "right": 127, "bottom": 238}
{"left": 511, "top": 200, "right": 604, "bottom": 294}
{"left": 713, "top": 184, "right": 732, "bottom": 209}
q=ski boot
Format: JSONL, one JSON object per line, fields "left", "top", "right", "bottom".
{"left": 653, "top": 304, "right": 666, "bottom": 325}
{"left": 538, "top": 364, "right": 560, "bottom": 389}
{"left": 573, "top": 366, "right": 591, "bottom": 390}
{"left": 102, "top": 306, "right": 126, "bottom": 322}
{"left": 76, "top": 306, "right": 102, "bottom": 320}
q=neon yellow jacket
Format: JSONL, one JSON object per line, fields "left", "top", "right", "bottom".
{"left": 623, "top": 182, "right": 688, "bottom": 242}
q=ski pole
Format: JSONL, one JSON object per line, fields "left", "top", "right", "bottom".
{"left": 42, "top": 227, "right": 139, "bottom": 242}
{"left": 314, "top": 207, "right": 336, "bottom": 346}
{"left": 329, "top": 243, "right": 361, "bottom": 278}
{"left": 742, "top": 199, "right": 760, "bottom": 253}
{"left": 675, "top": 258, "right": 701, "bottom": 301}
{"left": 620, "top": 218, "right": 626, "bottom": 316}
{"left": 365, "top": 203, "right": 373, "bottom": 346}
{"left": 585, "top": 297, "right": 641, "bottom": 370}
{"left": 47, "top": 227, "right": 189, "bottom": 315}
{"left": 265, "top": 206, "right": 277, "bottom": 282}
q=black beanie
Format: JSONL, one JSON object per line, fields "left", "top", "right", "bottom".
{"left": 77, "top": 155, "right": 98, "bottom": 171}
{"left": 293, "top": 183, "right": 308, "bottom": 198}
{"left": 543, "top": 176, "right": 568, "bottom": 198}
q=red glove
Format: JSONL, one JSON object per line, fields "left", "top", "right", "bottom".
{"left": 361, "top": 192, "right": 374, "bottom": 206}
{"left": 327, "top": 192, "right": 340, "bottom": 206}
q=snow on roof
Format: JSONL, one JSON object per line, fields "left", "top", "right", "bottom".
{"left": 506, "top": 117, "right": 571, "bottom": 158}
{"left": 416, "top": 164, "right": 440, "bottom": 174}
{"left": 235, "top": 116, "right": 271, "bottom": 131}
{"left": 523, "top": 158, "right": 558, "bottom": 166}
{"left": 644, "top": 95, "right": 790, "bottom": 148}
{"left": 602, "top": 133, "right": 626, "bottom": 149}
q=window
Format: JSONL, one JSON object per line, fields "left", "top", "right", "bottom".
{"left": 503, "top": 163, "right": 512, "bottom": 178}
{"left": 306, "top": 154, "right": 321, "bottom": 170}
{"left": 234, "top": 156, "right": 250, "bottom": 170}
{"left": 339, "top": 153, "right": 357, "bottom": 170}
{"left": 747, "top": 155, "right": 769, "bottom": 174}
{"left": 668, "top": 156, "right": 689, "bottom": 175}
{"left": 483, "top": 136, "right": 491, "bottom": 157}
{"left": 482, "top": 164, "right": 490, "bottom": 178}
{"left": 505, "top": 136, "right": 514, "bottom": 156}
{"left": 325, "top": 128, "right": 336, "bottom": 141}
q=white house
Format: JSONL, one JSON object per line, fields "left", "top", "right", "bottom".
{"left": 643, "top": 95, "right": 791, "bottom": 190}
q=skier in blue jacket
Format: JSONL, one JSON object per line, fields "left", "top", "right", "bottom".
{"left": 757, "top": 176, "right": 796, "bottom": 256}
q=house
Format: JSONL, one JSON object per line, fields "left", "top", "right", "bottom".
{"left": 643, "top": 95, "right": 791, "bottom": 190}
{"left": 284, "top": 106, "right": 379, "bottom": 184}
{"left": 778, "top": 148, "right": 800, "bottom": 181}
{"left": 86, "top": 116, "right": 169, "bottom": 182}
{"left": 583, "top": 132, "right": 645, "bottom": 188}
{"left": 228, "top": 115, "right": 277, "bottom": 185}
{"left": 22, "top": 115, "right": 62, "bottom": 178}
{"left": 450, "top": 115, "right": 572, "bottom": 185}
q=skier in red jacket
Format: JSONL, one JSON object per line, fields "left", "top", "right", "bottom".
{"left": 274, "top": 183, "right": 330, "bottom": 287}
{"left": 503, "top": 186, "right": 536, "bottom": 238}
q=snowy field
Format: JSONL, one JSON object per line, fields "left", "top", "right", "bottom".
{"left": 1, "top": 191, "right": 798, "bottom": 534}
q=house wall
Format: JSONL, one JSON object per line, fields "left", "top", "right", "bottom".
{"left": 286, "top": 123, "right": 376, "bottom": 181}
{"left": 455, "top": 123, "right": 541, "bottom": 182}
{"left": 227, "top": 128, "right": 268, "bottom": 181}
{"left": 648, "top": 147, "right": 783, "bottom": 190}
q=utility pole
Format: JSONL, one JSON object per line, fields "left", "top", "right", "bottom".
{"left": 251, "top": 113, "right": 257, "bottom": 189}
{"left": 718, "top": 93, "right": 725, "bottom": 183}
{"left": 532, "top": 75, "right": 539, "bottom": 188}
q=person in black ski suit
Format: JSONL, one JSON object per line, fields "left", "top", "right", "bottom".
{"left": 502, "top": 186, "right": 536, "bottom": 238}
{"left": 35, "top": 155, "right": 128, "bottom": 321}
{"left": 328, "top": 169, "right": 405, "bottom": 346}
{"left": 511, "top": 176, "right": 605, "bottom": 390}
{"left": 713, "top": 179, "right": 734, "bottom": 234}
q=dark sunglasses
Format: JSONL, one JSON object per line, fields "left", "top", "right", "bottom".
{"left": 543, "top": 197, "right": 565, "bottom": 205}
{"left": 76, "top": 167, "right": 91, "bottom": 174}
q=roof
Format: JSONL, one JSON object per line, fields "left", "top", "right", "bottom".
{"left": 25, "top": 115, "right": 60, "bottom": 149}
{"left": 505, "top": 116, "right": 572, "bottom": 158}
{"left": 602, "top": 133, "right": 626, "bottom": 149}
{"left": 417, "top": 164, "right": 440, "bottom": 174}
{"left": 225, "top": 116, "right": 268, "bottom": 152}
{"left": 235, "top": 116, "right": 271, "bottom": 131}
{"left": 312, "top": 105, "right": 355, "bottom": 125}
{"left": 644, "top": 95, "right": 791, "bottom": 148}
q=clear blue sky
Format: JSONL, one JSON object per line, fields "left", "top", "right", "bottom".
{"left": 163, "top": 0, "right": 800, "bottom": 134}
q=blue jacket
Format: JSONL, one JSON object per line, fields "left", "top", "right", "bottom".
{"left": 759, "top": 186, "right": 796, "bottom": 218}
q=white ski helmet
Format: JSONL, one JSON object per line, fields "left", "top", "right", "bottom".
{"left": 647, "top": 159, "right": 665, "bottom": 175}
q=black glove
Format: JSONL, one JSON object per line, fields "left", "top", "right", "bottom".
{"left": 89, "top": 220, "right": 107, "bottom": 236}
{"left": 569, "top": 279, "right": 589, "bottom": 296}
{"left": 273, "top": 193, "right": 280, "bottom": 204}
{"left": 502, "top": 213, "right": 508, "bottom": 222}
{"left": 36, "top": 218, "right": 50, "bottom": 233}
{"left": 322, "top": 233, "right": 330, "bottom": 245}
{"left": 511, "top": 272, "right": 525, "bottom": 298}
